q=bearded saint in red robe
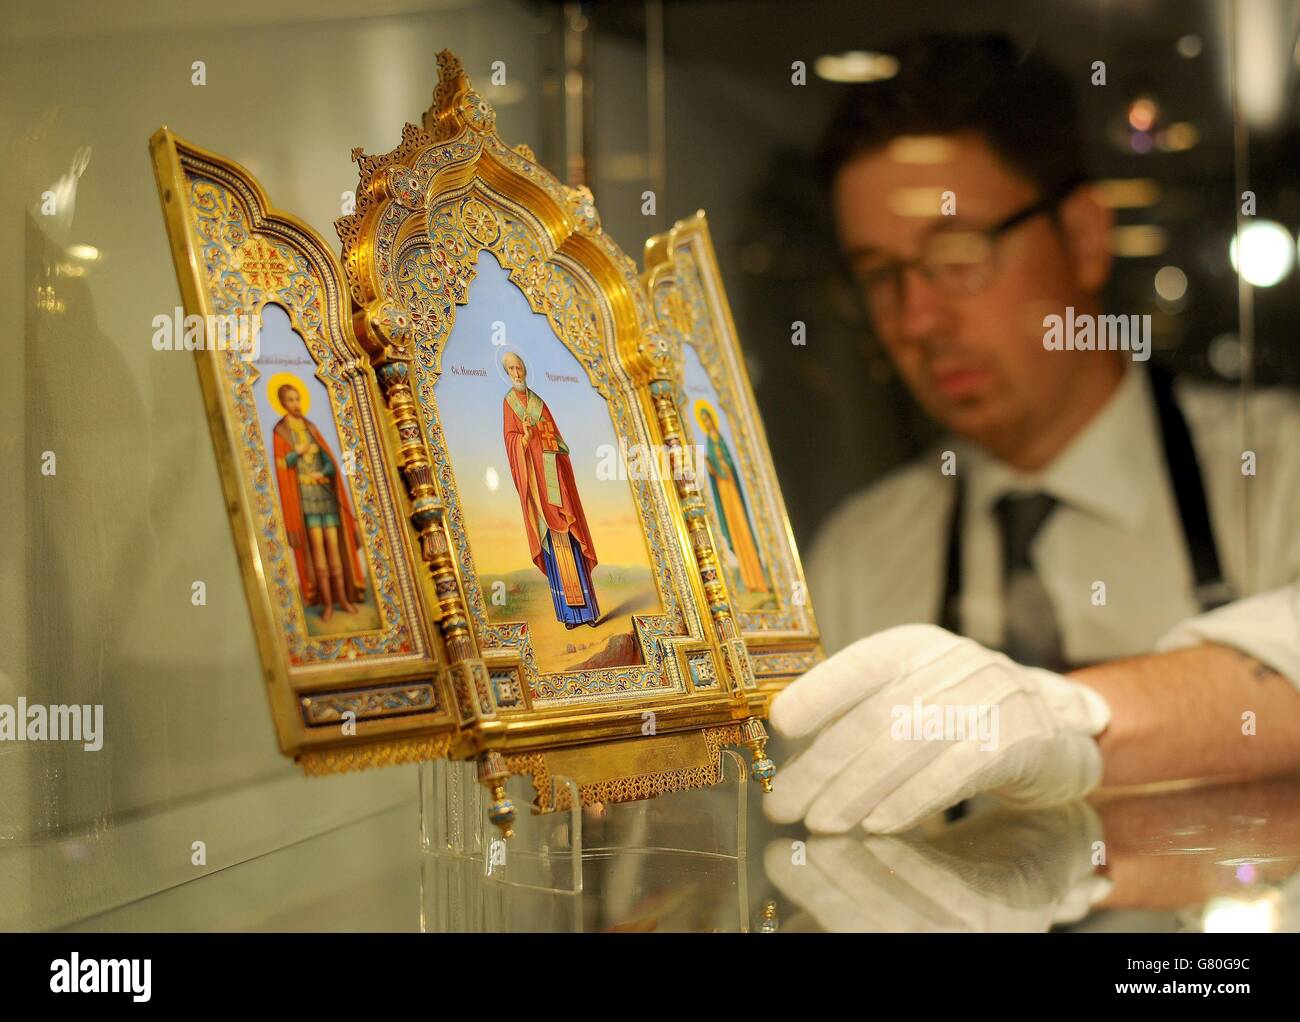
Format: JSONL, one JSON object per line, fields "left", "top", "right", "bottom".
{"left": 501, "top": 352, "right": 600, "bottom": 628}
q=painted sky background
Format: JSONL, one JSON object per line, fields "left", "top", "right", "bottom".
{"left": 435, "top": 250, "right": 654, "bottom": 577}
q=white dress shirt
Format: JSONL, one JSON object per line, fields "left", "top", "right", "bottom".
{"left": 808, "top": 366, "right": 1300, "bottom": 686}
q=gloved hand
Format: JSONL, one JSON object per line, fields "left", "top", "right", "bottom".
{"left": 765, "top": 624, "right": 1112, "bottom": 833}
{"left": 763, "top": 802, "right": 1112, "bottom": 932}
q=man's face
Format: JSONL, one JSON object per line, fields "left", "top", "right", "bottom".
{"left": 833, "top": 132, "right": 1099, "bottom": 450}
{"left": 281, "top": 388, "right": 302, "bottom": 417}
{"left": 505, "top": 357, "right": 527, "bottom": 389}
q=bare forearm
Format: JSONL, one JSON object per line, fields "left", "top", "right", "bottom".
{"left": 1070, "top": 643, "right": 1300, "bottom": 787}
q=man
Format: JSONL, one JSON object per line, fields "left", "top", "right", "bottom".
{"left": 271, "top": 379, "right": 366, "bottom": 623}
{"left": 501, "top": 350, "right": 601, "bottom": 628}
{"left": 767, "top": 34, "right": 1300, "bottom": 835}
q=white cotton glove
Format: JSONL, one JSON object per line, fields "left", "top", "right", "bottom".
{"left": 765, "top": 624, "right": 1112, "bottom": 833}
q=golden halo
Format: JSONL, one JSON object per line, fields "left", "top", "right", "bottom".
{"left": 267, "top": 372, "right": 310, "bottom": 416}
{"left": 693, "top": 397, "right": 719, "bottom": 432}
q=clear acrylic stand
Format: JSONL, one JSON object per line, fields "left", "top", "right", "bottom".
{"left": 418, "top": 749, "right": 751, "bottom": 932}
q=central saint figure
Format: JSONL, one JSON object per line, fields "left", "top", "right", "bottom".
{"left": 501, "top": 351, "right": 601, "bottom": 628}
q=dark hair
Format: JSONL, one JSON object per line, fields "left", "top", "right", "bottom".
{"left": 277, "top": 383, "right": 299, "bottom": 403}
{"left": 816, "top": 33, "right": 1087, "bottom": 199}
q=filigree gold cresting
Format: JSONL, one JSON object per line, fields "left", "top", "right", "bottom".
{"left": 504, "top": 724, "right": 744, "bottom": 812}
{"left": 297, "top": 732, "right": 454, "bottom": 776}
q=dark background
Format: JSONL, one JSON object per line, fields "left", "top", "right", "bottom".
{"left": 528, "top": 0, "right": 1300, "bottom": 544}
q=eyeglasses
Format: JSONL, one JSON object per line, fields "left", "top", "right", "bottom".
{"left": 844, "top": 181, "right": 1081, "bottom": 318}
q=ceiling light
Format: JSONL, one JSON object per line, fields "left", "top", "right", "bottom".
{"left": 814, "top": 51, "right": 899, "bottom": 84}
{"left": 1229, "top": 220, "right": 1295, "bottom": 287}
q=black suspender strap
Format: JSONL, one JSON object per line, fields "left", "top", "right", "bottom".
{"left": 1147, "top": 366, "right": 1234, "bottom": 611}
{"left": 938, "top": 367, "right": 1232, "bottom": 633}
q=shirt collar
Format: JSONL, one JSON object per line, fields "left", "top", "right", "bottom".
{"left": 959, "top": 365, "right": 1160, "bottom": 531}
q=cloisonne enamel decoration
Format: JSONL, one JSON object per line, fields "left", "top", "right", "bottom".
{"left": 150, "top": 50, "right": 822, "bottom": 836}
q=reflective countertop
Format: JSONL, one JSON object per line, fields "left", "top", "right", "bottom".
{"left": 60, "top": 771, "right": 1300, "bottom": 933}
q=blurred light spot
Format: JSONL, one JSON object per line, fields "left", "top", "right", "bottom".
{"left": 1156, "top": 121, "right": 1199, "bottom": 152}
{"left": 887, "top": 136, "right": 953, "bottom": 165}
{"left": 1177, "top": 34, "right": 1203, "bottom": 59}
{"left": 886, "top": 186, "right": 948, "bottom": 217}
{"left": 67, "top": 243, "right": 100, "bottom": 261}
{"left": 1235, "top": 863, "right": 1258, "bottom": 884}
{"left": 1110, "top": 225, "right": 1168, "bottom": 257}
{"left": 1093, "top": 178, "right": 1160, "bottom": 209}
{"left": 1129, "top": 131, "right": 1154, "bottom": 154}
{"left": 1208, "top": 333, "right": 1244, "bottom": 380}
{"left": 484, "top": 466, "right": 499, "bottom": 492}
{"left": 1229, "top": 220, "right": 1295, "bottom": 287}
{"left": 1154, "top": 265, "right": 1188, "bottom": 302}
{"left": 1235, "top": 1, "right": 1290, "bottom": 129}
{"left": 814, "top": 50, "right": 899, "bottom": 83}
{"left": 1203, "top": 892, "right": 1279, "bottom": 932}
{"left": 1128, "top": 97, "right": 1158, "bottom": 132}
{"left": 56, "top": 262, "right": 87, "bottom": 278}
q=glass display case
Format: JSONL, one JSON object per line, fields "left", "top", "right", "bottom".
{"left": 3, "top": 0, "right": 1297, "bottom": 935}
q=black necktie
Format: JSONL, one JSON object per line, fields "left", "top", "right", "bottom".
{"left": 993, "top": 492, "right": 1064, "bottom": 671}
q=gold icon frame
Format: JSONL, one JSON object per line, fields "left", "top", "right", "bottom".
{"left": 643, "top": 212, "right": 821, "bottom": 672}
{"left": 150, "top": 50, "right": 821, "bottom": 832}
